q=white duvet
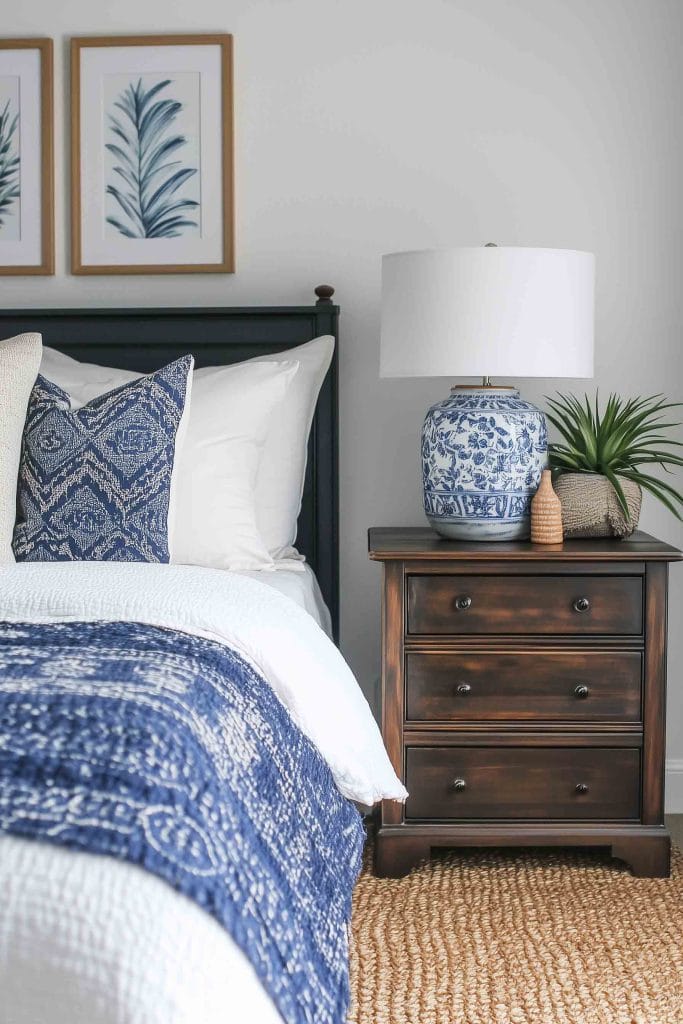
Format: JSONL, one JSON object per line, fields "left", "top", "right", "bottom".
{"left": 0, "top": 563, "right": 406, "bottom": 1024}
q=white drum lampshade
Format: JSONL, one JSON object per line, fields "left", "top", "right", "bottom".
{"left": 380, "top": 247, "right": 595, "bottom": 540}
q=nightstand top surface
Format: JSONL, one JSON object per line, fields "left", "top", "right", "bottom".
{"left": 368, "top": 527, "right": 682, "bottom": 562}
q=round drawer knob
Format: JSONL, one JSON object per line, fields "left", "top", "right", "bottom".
{"left": 455, "top": 596, "right": 472, "bottom": 611}
{"left": 456, "top": 683, "right": 471, "bottom": 696}
{"left": 452, "top": 778, "right": 467, "bottom": 792}
{"left": 574, "top": 684, "right": 590, "bottom": 699}
{"left": 575, "top": 783, "right": 589, "bottom": 795}
{"left": 573, "top": 597, "right": 591, "bottom": 613}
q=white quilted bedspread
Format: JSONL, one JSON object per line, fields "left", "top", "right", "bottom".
{"left": 0, "top": 563, "right": 405, "bottom": 1024}
{"left": 0, "top": 837, "right": 278, "bottom": 1024}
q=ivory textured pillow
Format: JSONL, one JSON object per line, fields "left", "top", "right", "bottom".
{"left": 0, "top": 333, "right": 42, "bottom": 563}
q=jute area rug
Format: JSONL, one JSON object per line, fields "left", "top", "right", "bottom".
{"left": 349, "top": 843, "right": 683, "bottom": 1024}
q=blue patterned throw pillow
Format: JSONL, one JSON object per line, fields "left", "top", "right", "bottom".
{"left": 13, "top": 356, "right": 193, "bottom": 563}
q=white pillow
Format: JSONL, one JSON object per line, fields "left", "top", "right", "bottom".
{"left": 172, "top": 360, "right": 298, "bottom": 570}
{"left": 40, "top": 335, "right": 334, "bottom": 562}
{"left": 39, "top": 347, "right": 140, "bottom": 398}
{"left": 246, "top": 336, "right": 334, "bottom": 559}
{"left": 0, "top": 334, "right": 42, "bottom": 564}
{"left": 38, "top": 348, "right": 298, "bottom": 571}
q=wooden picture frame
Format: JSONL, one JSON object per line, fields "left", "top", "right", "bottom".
{"left": 0, "top": 38, "right": 54, "bottom": 275}
{"left": 71, "top": 34, "right": 234, "bottom": 275}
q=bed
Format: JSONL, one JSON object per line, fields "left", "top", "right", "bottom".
{"left": 0, "top": 293, "right": 406, "bottom": 1024}
{"left": 0, "top": 292, "right": 340, "bottom": 637}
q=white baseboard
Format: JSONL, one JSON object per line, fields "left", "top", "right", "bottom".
{"left": 666, "top": 760, "right": 683, "bottom": 813}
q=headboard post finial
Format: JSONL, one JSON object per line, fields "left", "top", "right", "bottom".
{"left": 315, "top": 284, "right": 335, "bottom": 305}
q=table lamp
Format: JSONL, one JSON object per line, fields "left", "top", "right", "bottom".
{"left": 380, "top": 246, "right": 595, "bottom": 540}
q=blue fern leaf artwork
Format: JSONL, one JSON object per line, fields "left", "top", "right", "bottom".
{"left": 105, "top": 77, "right": 199, "bottom": 239}
{"left": 0, "top": 97, "right": 20, "bottom": 233}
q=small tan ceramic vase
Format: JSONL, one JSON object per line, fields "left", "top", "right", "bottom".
{"left": 530, "top": 470, "right": 563, "bottom": 544}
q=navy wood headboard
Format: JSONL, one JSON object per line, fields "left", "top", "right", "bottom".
{"left": 0, "top": 290, "right": 341, "bottom": 639}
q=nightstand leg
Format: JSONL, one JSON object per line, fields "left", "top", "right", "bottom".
{"left": 611, "top": 834, "right": 671, "bottom": 878}
{"left": 374, "top": 833, "right": 432, "bottom": 878}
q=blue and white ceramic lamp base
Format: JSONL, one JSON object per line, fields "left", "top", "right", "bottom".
{"left": 421, "top": 386, "right": 548, "bottom": 541}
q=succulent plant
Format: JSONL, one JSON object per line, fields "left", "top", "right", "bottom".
{"left": 545, "top": 392, "right": 683, "bottom": 521}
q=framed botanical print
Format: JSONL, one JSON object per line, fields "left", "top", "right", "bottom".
{"left": 0, "top": 38, "right": 54, "bottom": 275}
{"left": 71, "top": 34, "right": 234, "bottom": 275}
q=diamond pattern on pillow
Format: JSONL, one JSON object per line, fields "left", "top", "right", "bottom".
{"left": 13, "top": 356, "right": 192, "bottom": 563}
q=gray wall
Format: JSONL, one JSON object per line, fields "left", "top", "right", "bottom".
{"left": 3, "top": 0, "right": 683, "bottom": 805}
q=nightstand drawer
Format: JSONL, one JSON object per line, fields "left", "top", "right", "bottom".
{"left": 405, "top": 746, "right": 641, "bottom": 821}
{"left": 407, "top": 575, "right": 643, "bottom": 636}
{"left": 405, "top": 650, "right": 642, "bottom": 722}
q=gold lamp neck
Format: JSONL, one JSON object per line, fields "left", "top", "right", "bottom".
{"left": 451, "top": 376, "right": 515, "bottom": 391}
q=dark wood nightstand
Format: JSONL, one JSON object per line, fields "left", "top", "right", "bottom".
{"left": 368, "top": 527, "right": 682, "bottom": 878}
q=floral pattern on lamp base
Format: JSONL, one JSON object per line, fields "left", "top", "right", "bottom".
{"left": 421, "top": 387, "right": 548, "bottom": 541}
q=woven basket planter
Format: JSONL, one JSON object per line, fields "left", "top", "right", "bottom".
{"left": 553, "top": 472, "right": 642, "bottom": 538}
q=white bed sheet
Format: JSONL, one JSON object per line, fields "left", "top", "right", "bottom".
{"left": 240, "top": 562, "right": 332, "bottom": 635}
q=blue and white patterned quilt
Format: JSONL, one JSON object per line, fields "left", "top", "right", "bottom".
{"left": 0, "top": 619, "right": 365, "bottom": 1024}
